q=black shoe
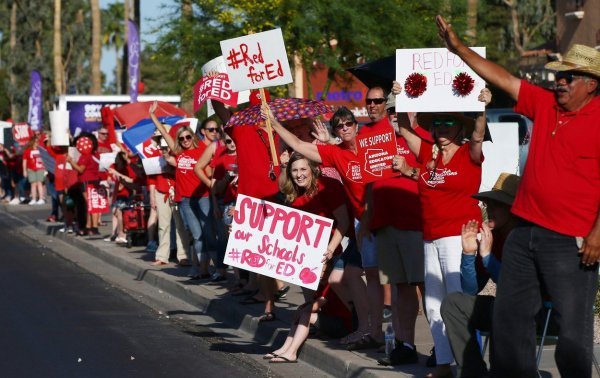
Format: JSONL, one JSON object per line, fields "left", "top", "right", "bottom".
{"left": 426, "top": 347, "right": 436, "bottom": 367}
{"left": 275, "top": 285, "right": 290, "bottom": 301}
{"left": 388, "top": 342, "right": 418, "bottom": 365}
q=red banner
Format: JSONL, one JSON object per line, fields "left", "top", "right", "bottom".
{"left": 12, "top": 123, "right": 31, "bottom": 146}
{"left": 193, "top": 73, "right": 239, "bottom": 112}
{"left": 356, "top": 129, "right": 402, "bottom": 183}
{"left": 86, "top": 184, "right": 110, "bottom": 214}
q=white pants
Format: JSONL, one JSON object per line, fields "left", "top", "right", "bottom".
{"left": 424, "top": 235, "right": 463, "bottom": 365}
{"left": 154, "top": 190, "right": 189, "bottom": 263}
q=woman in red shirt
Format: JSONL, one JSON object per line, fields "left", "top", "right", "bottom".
{"left": 22, "top": 135, "right": 46, "bottom": 204}
{"left": 264, "top": 153, "right": 351, "bottom": 362}
{"left": 393, "top": 85, "right": 490, "bottom": 378}
{"left": 151, "top": 102, "right": 213, "bottom": 279}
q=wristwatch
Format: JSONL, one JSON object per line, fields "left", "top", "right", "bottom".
{"left": 409, "top": 167, "right": 418, "bottom": 178}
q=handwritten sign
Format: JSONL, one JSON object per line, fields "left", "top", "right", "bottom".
{"left": 224, "top": 194, "right": 333, "bottom": 290}
{"left": 12, "top": 123, "right": 31, "bottom": 146}
{"left": 86, "top": 184, "right": 109, "bottom": 214}
{"left": 356, "top": 130, "right": 401, "bottom": 183}
{"left": 220, "top": 29, "right": 293, "bottom": 92}
{"left": 396, "top": 47, "right": 486, "bottom": 112}
{"left": 193, "top": 73, "right": 238, "bottom": 112}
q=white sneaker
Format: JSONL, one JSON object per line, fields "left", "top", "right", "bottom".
{"left": 29, "top": 199, "right": 37, "bottom": 206}
{"left": 8, "top": 198, "right": 20, "bottom": 205}
{"left": 36, "top": 199, "right": 46, "bottom": 205}
{"left": 115, "top": 236, "right": 128, "bottom": 244}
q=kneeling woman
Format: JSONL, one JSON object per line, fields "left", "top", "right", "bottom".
{"left": 265, "top": 153, "right": 352, "bottom": 363}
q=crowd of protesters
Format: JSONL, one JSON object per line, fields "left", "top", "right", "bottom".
{"left": 1, "top": 15, "right": 599, "bottom": 378}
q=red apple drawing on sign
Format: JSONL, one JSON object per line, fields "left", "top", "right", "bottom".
{"left": 299, "top": 267, "right": 318, "bottom": 285}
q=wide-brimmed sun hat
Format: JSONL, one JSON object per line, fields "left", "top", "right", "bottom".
{"left": 472, "top": 172, "right": 521, "bottom": 206}
{"left": 417, "top": 112, "right": 492, "bottom": 141}
{"left": 545, "top": 44, "right": 600, "bottom": 79}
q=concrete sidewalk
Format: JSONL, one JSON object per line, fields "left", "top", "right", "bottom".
{"left": 1, "top": 203, "right": 586, "bottom": 378}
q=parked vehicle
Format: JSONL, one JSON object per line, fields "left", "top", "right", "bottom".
{"left": 486, "top": 108, "right": 533, "bottom": 174}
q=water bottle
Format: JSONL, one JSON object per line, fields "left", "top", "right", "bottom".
{"left": 384, "top": 324, "right": 395, "bottom": 357}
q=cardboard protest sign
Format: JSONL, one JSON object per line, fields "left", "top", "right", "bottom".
{"left": 86, "top": 184, "right": 110, "bottom": 214}
{"left": 201, "top": 56, "right": 250, "bottom": 117}
{"left": 481, "top": 122, "right": 519, "bottom": 191}
{"left": 38, "top": 146, "right": 56, "bottom": 174}
{"left": 224, "top": 194, "right": 333, "bottom": 290}
{"left": 396, "top": 47, "right": 486, "bottom": 112}
{"left": 99, "top": 152, "right": 117, "bottom": 172}
{"left": 356, "top": 129, "right": 402, "bottom": 183}
{"left": 193, "top": 73, "right": 239, "bottom": 112}
{"left": 220, "top": 29, "right": 293, "bottom": 92}
{"left": 0, "top": 121, "right": 12, "bottom": 145}
{"left": 49, "top": 110, "right": 70, "bottom": 146}
{"left": 12, "top": 123, "right": 31, "bottom": 146}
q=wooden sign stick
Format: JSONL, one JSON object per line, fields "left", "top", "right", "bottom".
{"left": 260, "top": 87, "right": 279, "bottom": 166}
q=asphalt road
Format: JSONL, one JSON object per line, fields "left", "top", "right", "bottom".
{"left": 0, "top": 216, "right": 271, "bottom": 378}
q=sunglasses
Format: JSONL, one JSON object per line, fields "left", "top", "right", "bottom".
{"left": 366, "top": 98, "right": 386, "bottom": 105}
{"left": 205, "top": 127, "right": 219, "bottom": 132}
{"left": 334, "top": 121, "right": 356, "bottom": 130}
{"left": 432, "top": 119, "right": 459, "bottom": 128}
{"left": 178, "top": 135, "right": 193, "bottom": 142}
{"left": 225, "top": 139, "right": 234, "bottom": 145}
{"left": 555, "top": 71, "right": 587, "bottom": 84}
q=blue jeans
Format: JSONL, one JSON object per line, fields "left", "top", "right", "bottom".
{"left": 179, "top": 196, "right": 211, "bottom": 264}
{"left": 490, "top": 220, "right": 598, "bottom": 378}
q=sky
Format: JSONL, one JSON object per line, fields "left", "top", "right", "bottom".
{"left": 99, "top": 0, "right": 175, "bottom": 88}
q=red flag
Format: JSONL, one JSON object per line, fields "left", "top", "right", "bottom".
{"left": 100, "top": 106, "right": 118, "bottom": 145}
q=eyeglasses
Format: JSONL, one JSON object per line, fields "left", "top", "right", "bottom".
{"left": 225, "top": 139, "right": 234, "bottom": 144}
{"left": 366, "top": 98, "right": 386, "bottom": 105}
{"left": 432, "top": 119, "right": 459, "bottom": 128}
{"left": 205, "top": 127, "right": 219, "bottom": 133}
{"left": 334, "top": 121, "right": 356, "bottom": 130}
{"left": 179, "top": 135, "right": 193, "bottom": 142}
{"left": 555, "top": 71, "right": 587, "bottom": 84}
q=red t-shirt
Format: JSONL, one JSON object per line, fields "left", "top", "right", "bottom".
{"left": 210, "top": 146, "right": 238, "bottom": 203}
{"left": 417, "top": 141, "right": 482, "bottom": 241}
{"left": 24, "top": 147, "right": 44, "bottom": 171}
{"left": 291, "top": 177, "right": 352, "bottom": 254}
{"left": 148, "top": 172, "right": 175, "bottom": 194}
{"left": 175, "top": 145, "right": 208, "bottom": 199}
{"left": 226, "top": 125, "right": 281, "bottom": 201}
{"left": 317, "top": 143, "right": 365, "bottom": 218}
{"left": 77, "top": 153, "right": 100, "bottom": 183}
{"left": 512, "top": 80, "right": 600, "bottom": 236}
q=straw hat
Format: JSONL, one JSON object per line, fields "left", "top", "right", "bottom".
{"left": 545, "top": 44, "right": 600, "bottom": 79}
{"left": 472, "top": 173, "right": 521, "bottom": 206}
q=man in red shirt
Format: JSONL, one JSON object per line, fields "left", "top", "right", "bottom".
{"left": 437, "top": 15, "right": 600, "bottom": 378}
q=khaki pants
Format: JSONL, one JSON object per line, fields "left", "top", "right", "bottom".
{"left": 154, "top": 190, "right": 189, "bottom": 263}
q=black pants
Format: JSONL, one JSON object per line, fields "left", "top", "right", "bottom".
{"left": 441, "top": 292, "right": 494, "bottom": 377}
{"left": 491, "top": 221, "right": 598, "bottom": 378}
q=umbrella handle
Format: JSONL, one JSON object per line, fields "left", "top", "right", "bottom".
{"left": 260, "top": 88, "right": 279, "bottom": 167}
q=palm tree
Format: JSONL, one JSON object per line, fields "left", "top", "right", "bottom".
{"left": 90, "top": 0, "right": 101, "bottom": 94}
{"left": 102, "top": 2, "right": 124, "bottom": 94}
{"left": 53, "top": 0, "right": 64, "bottom": 95}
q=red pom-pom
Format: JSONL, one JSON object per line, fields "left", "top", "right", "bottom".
{"left": 452, "top": 72, "right": 475, "bottom": 97}
{"left": 404, "top": 73, "right": 428, "bottom": 98}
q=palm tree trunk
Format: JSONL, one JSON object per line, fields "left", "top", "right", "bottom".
{"left": 53, "top": 0, "right": 64, "bottom": 96}
{"left": 91, "top": 0, "right": 102, "bottom": 94}
{"left": 466, "top": 0, "right": 478, "bottom": 44}
{"left": 9, "top": 0, "right": 18, "bottom": 120}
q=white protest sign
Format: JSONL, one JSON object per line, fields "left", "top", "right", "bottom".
{"left": 141, "top": 156, "right": 168, "bottom": 175}
{"left": 99, "top": 152, "right": 117, "bottom": 172}
{"left": 396, "top": 47, "right": 486, "bottom": 112}
{"left": 0, "top": 121, "right": 11, "bottom": 145}
{"left": 224, "top": 194, "right": 333, "bottom": 290}
{"left": 220, "top": 29, "right": 293, "bottom": 92}
{"left": 193, "top": 73, "right": 239, "bottom": 112}
{"left": 67, "top": 147, "right": 80, "bottom": 170}
{"left": 201, "top": 56, "right": 250, "bottom": 115}
{"left": 49, "top": 110, "right": 70, "bottom": 146}
{"left": 481, "top": 122, "right": 519, "bottom": 191}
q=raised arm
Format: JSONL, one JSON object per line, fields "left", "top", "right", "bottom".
{"left": 391, "top": 81, "right": 422, "bottom": 156}
{"left": 469, "top": 88, "right": 492, "bottom": 163}
{"left": 261, "top": 104, "right": 322, "bottom": 164}
{"left": 436, "top": 15, "right": 520, "bottom": 101}
{"left": 149, "top": 101, "right": 176, "bottom": 152}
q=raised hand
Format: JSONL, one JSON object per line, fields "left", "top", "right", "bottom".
{"left": 311, "top": 119, "right": 331, "bottom": 143}
{"left": 436, "top": 15, "right": 463, "bottom": 54}
{"left": 461, "top": 219, "right": 479, "bottom": 254}
{"left": 391, "top": 81, "right": 402, "bottom": 96}
{"left": 149, "top": 100, "right": 158, "bottom": 115}
{"left": 479, "top": 221, "right": 494, "bottom": 258}
{"left": 478, "top": 88, "right": 492, "bottom": 106}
